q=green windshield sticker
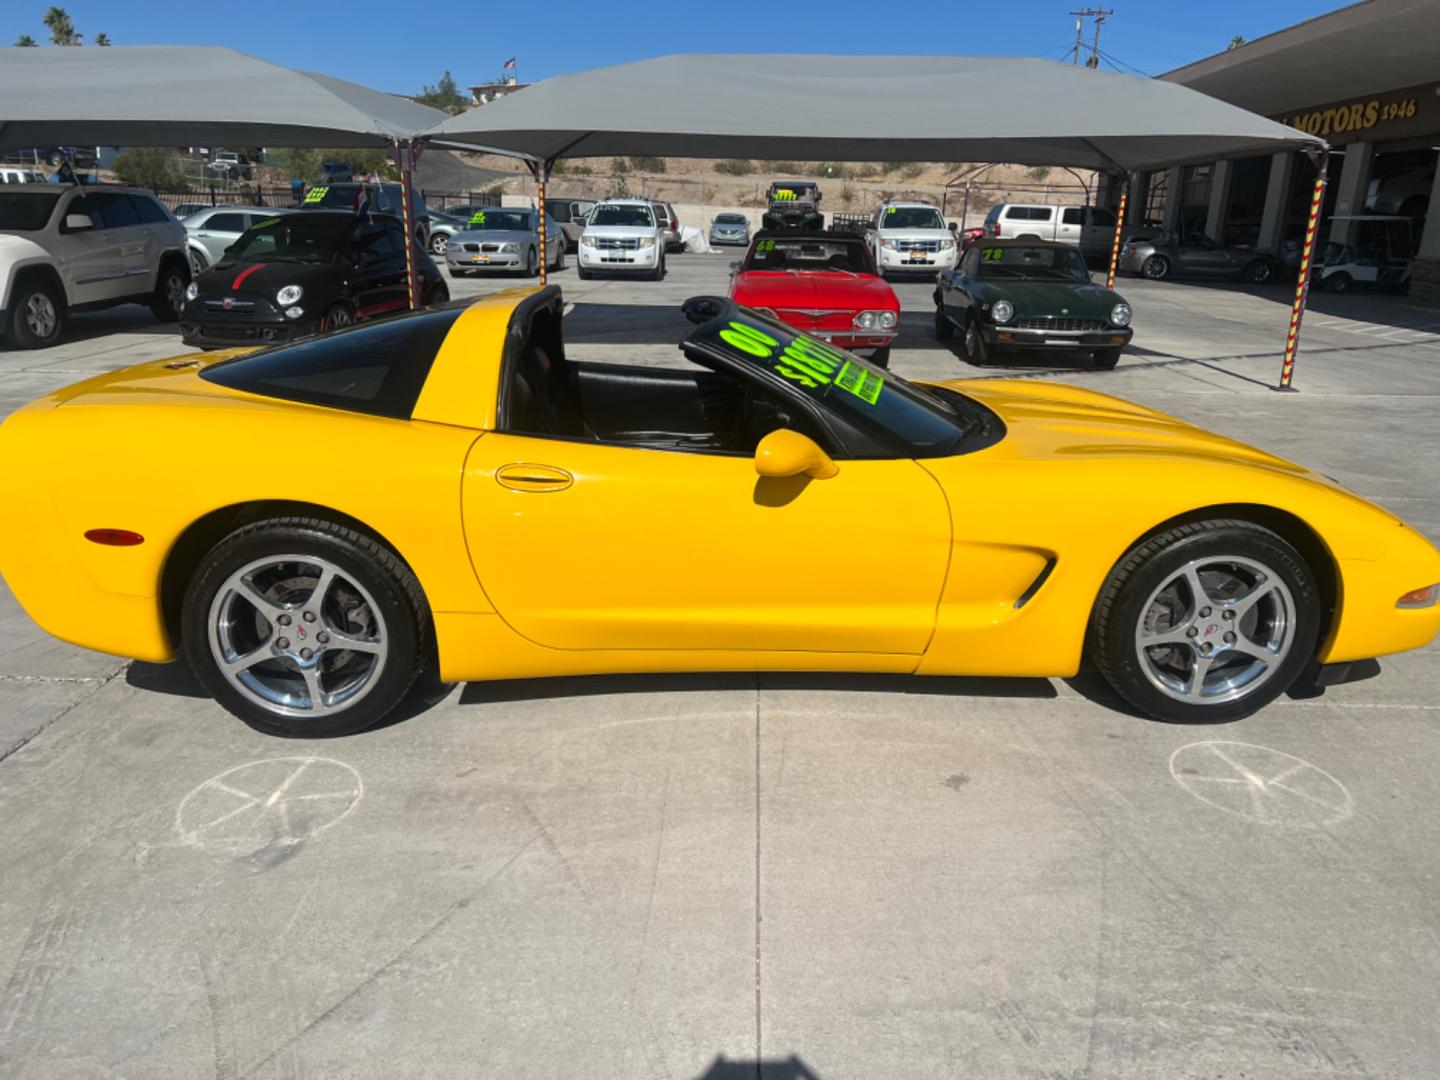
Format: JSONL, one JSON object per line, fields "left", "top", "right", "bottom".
{"left": 715, "top": 320, "right": 884, "bottom": 405}
{"left": 835, "top": 360, "right": 883, "bottom": 404}
{"left": 468, "top": 211, "right": 486, "bottom": 226}
{"left": 253, "top": 217, "right": 282, "bottom": 229}
{"left": 981, "top": 247, "right": 1004, "bottom": 262}
{"left": 886, "top": 206, "right": 897, "bottom": 214}
{"left": 772, "top": 189, "right": 798, "bottom": 202}
{"left": 755, "top": 239, "right": 776, "bottom": 252}
{"left": 303, "top": 186, "right": 329, "bottom": 205}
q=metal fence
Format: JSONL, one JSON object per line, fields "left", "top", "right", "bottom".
{"left": 145, "top": 185, "right": 504, "bottom": 215}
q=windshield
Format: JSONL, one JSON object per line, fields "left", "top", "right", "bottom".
{"left": 976, "top": 245, "right": 1090, "bottom": 282}
{"left": 769, "top": 185, "right": 818, "bottom": 204}
{"left": 462, "top": 209, "right": 532, "bottom": 231}
{"left": 0, "top": 190, "right": 61, "bottom": 231}
{"left": 684, "top": 303, "right": 971, "bottom": 457}
{"left": 228, "top": 215, "right": 352, "bottom": 263}
{"left": 883, "top": 207, "right": 945, "bottom": 230}
{"left": 715, "top": 214, "right": 747, "bottom": 225}
{"left": 746, "top": 236, "right": 870, "bottom": 274}
{"left": 590, "top": 205, "right": 654, "bottom": 227}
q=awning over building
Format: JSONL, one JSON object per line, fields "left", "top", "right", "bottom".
{"left": 1161, "top": 0, "right": 1440, "bottom": 117}
{"left": 0, "top": 45, "right": 447, "bottom": 149}
{"left": 421, "top": 53, "right": 1325, "bottom": 172}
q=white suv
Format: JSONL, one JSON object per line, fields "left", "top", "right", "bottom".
{"left": 577, "top": 199, "right": 666, "bottom": 280}
{"left": 0, "top": 183, "right": 190, "bottom": 348}
{"left": 867, "top": 201, "right": 957, "bottom": 276}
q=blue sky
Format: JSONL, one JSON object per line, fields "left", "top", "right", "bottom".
{"left": 4, "top": 0, "right": 1350, "bottom": 95}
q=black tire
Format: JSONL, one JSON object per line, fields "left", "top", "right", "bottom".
{"left": 1092, "top": 347, "right": 1122, "bottom": 370}
{"left": 934, "top": 305, "right": 955, "bottom": 341}
{"left": 149, "top": 259, "right": 190, "bottom": 322}
{"left": 578, "top": 266, "right": 593, "bottom": 280}
{"left": 1090, "top": 519, "right": 1320, "bottom": 724}
{"left": 424, "top": 281, "right": 449, "bottom": 306}
{"left": 188, "top": 248, "right": 207, "bottom": 277}
{"left": 870, "top": 346, "right": 891, "bottom": 368}
{"left": 961, "top": 316, "right": 991, "bottom": 366}
{"left": 182, "top": 517, "right": 428, "bottom": 738}
{"left": 1241, "top": 259, "right": 1273, "bottom": 284}
{"left": 323, "top": 302, "right": 354, "bottom": 331}
{"left": 553, "top": 242, "right": 565, "bottom": 272}
{"left": 1324, "top": 271, "right": 1352, "bottom": 294}
{"left": 651, "top": 254, "right": 666, "bottom": 281}
{"left": 525, "top": 247, "right": 539, "bottom": 278}
{"left": 1141, "top": 255, "right": 1170, "bottom": 281}
{"left": 4, "top": 275, "right": 66, "bottom": 349}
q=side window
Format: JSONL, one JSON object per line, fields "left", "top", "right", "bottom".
{"left": 960, "top": 249, "right": 980, "bottom": 276}
{"left": 65, "top": 194, "right": 100, "bottom": 227}
{"left": 984, "top": 205, "right": 1002, "bottom": 225}
{"left": 1062, "top": 207, "right": 1085, "bottom": 225}
{"left": 1033, "top": 207, "right": 1054, "bottom": 222}
{"left": 129, "top": 195, "right": 170, "bottom": 224}
{"left": 1089, "top": 208, "right": 1116, "bottom": 228}
{"left": 207, "top": 212, "right": 247, "bottom": 233}
{"left": 95, "top": 192, "right": 141, "bottom": 228}
{"left": 549, "top": 202, "right": 570, "bottom": 223}
{"left": 352, "top": 223, "right": 395, "bottom": 260}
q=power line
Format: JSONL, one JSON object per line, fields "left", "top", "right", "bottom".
{"left": 1095, "top": 46, "right": 1154, "bottom": 78}
{"left": 1069, "top": 8, "right": 1115, "bottom": 67}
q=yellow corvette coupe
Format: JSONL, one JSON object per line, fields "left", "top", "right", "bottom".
{"left": 1, "top": 287, "right": 1437, "bottom": 737}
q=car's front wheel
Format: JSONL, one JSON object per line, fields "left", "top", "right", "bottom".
{"left": 1090, "top": 519, "right": 1320, "bottom": 724}
{"left": 961, "top": 317, "right": 991, "bottom": 366}
{"left": 3, "top": 275, "right": 65, "bottom": 349}
{"left": 1323, "top": 271, "right": 1352, "bottom": 293}
{"left": 429, "top": 233, "right": 448, "bottom": 256}
{"left": 182, "top": 518, "right": 428, "bottom": 737}
{"left": 1242, "top": 259, "right": 1273, "bottom": 284}
{"left": 1141, "top": 255, "right": 1171, "bottom": 281}
{"left": 149, "top": 259, "right": 191, "bottom": 322}
{"left": 869, "top": 346, "right": 891, "bottom": 368}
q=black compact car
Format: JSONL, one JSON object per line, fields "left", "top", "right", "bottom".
{"left": 179, "top": 211, "right": 447, "bottom": 349}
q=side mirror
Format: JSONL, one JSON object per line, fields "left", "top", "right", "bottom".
{"left": 754, "top": 429, "right": 838, "bottom": 480}
{"left": 948, "top": 221, "right": 959, "bottom": 232}
{"left": 728, "top": 260, "right": 742, "bottom": 273}
{"left": 64, "top": 212, "right": 93, "bottom": 231}
{"left": 680, "top": 296, "right": 725, "bottom": 325}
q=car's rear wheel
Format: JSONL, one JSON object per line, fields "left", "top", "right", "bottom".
{"left": 933, "top": 305, "right": 955, "bottom": 341}
{"left": 525, "top": 247, "right": 539, "bottom": 277}
{"left": 961, "top": 317, "right": 991, "bottom": 365}
{"left": 1141, "top": 255, "right": 1170, "bottom": 281}
{"left": 1324, "top": 271, "right": 1353, "bottom": 293}
{"left": 1090, "top": 519, "right": 1320, "bottom": 724}
{"left": 1092, "top": 347, "right": 1122, "bottom": 370}
{"left": 149, "top": 259, "right": 190, "bottom": 322}
{"left": 1242, "top": 259, "right": 1273, "bottom": 284}
{"left": 4, "top": 276, "right": 65, "bottom": 349}
{"left": 182, "top": 518, "right": 427, "bottom": 738}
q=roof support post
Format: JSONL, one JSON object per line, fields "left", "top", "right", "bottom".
{"left": 391, "top": 139, "right": 424, "bottom": 310}
{"left": 1106, "top": 172, "right": 1132, "bottom": 289}
{"left": 528, "top": 159, "right": 553, "bottom": 285}
{"left": 1277, "top": 147, "right": 1329, "bottom": 391}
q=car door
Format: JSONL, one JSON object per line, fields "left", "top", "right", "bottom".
{"left": 1056, "top": 206, "right": 1085, "bottom": 248}
{"left": 1177, "top": 234, "right": 1230, "bottom": 277}
{"left": 90, "top": 192, "right": 152, "bottom": 293}
{"left": 48, "top": 192, "right": 125, "bottom": 303}
{"left": 196, "top": 210, "right": 247, "bottom": 265}
{"left": 348, "top": 220, "right": 409, "bottom": 317}
{"left": 941, "top": 247, "right": 982, "bottom": 326}
{"left": 1081, "top": 207, "right": 1116, "bottom": 258}
{"left": 461, "top": 356, "right": 952, "bottom": 656}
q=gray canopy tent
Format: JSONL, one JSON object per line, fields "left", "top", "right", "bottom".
{"left": 421, "top": 54, "right": 1330, "bottom": 388}
{"left": 0, "top": 45, "right": 448, "bottom": 307}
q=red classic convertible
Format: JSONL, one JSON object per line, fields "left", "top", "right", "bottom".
{"left": 729, "top": 231, "right": 901, "bottom": 366}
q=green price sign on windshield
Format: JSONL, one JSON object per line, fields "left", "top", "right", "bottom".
{"left": 303, "top": 186, "right": 328, "bottom": 205}
{"left": 468, "top": 211, "right": 486, "bottom": 226}
{"left": 717, "top": 320, "right": 883, "bottom": 405}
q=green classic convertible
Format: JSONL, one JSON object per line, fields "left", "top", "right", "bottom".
{"left": 933, "top": 239, "right": 1133, "bottom": 369}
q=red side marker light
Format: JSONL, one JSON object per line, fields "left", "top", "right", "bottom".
{"left": 84, "top": 528, "right": 144, "bottom": 547}
{"left": 1396, "top": 584, "right": 1439, "bottom": 609}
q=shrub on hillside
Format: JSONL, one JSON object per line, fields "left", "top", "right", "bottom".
{"left": 714, "top": 159, "right": 753, "bottom": 176}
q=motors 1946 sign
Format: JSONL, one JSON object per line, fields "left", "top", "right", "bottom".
{"left": 1279, "top": 82, "right": 1436, "bottom": 143}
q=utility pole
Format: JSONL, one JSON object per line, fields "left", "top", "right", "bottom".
{"left": 1068, "top": 8, "right": 1114, "bottom": 68}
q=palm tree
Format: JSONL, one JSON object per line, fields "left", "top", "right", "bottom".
{"left": 43, "top": 6, "right": 79, "bottom": 46}
{"left": 94, "top": 32, "right": 111, "bottom": 46}
{"left": 15, "top": 34, "right": 39, "bottom": 46}
{"left": 1227, "top": 35, "right": 1246, "bottom": 50}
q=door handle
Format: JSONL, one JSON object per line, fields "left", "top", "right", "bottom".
{"left": 495, "top": 463, "right": 573, "bottom": 492}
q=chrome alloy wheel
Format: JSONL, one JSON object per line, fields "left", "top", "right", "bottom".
{"left": 163, "top": 270, "right": 188, "bottom": 313}
{"left": 1133, "top": 555, "right": 1296, "bottom": 705}
{"left": 208, "top": 555, "right": 388, "bottom": 718}
{"left": 24, "top": 292, "right": 57, "bottom": 338}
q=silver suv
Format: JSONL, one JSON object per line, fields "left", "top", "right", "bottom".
{"left": 0, "top": 183, "right": 190, "bottom": 348}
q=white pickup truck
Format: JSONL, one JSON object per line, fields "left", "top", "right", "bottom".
{"left": 981, "top": 202, "right": 1118, "bottom": 260}
{"left": 865, "top": 201, "right": 958, "bottom": 277}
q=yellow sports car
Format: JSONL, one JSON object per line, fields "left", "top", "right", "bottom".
{"left": 1, "top": 287, "right": 1437, "bottom": 737}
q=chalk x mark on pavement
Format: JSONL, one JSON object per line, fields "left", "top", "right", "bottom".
{"left": 176, "top": 756, "right": 363, "bottom": 855}
{"left": 1168, "top": 741, "right": 1353, "bottom": 827}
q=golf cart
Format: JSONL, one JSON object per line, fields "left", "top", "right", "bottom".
{"left": 1316, "top": 215, "right": 1413, "bottom": 293}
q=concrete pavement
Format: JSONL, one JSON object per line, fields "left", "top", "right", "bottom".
{"left": 1, "top": 253, "right": 1438, "bottom": 1078}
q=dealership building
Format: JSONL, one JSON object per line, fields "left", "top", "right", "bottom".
{"left": 1124, "top": 0, "right": 1440, "bottom": 301}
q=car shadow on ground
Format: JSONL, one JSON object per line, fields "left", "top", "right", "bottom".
{"left": 0, "top": 313, "right": 184, "bottom": 354}
{"left": 459, "top": 671, "right": 1057, "bottom": 707}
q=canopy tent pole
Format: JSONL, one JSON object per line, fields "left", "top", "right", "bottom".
{"left": 1278, "top": 147, "right": 1330, "bottom": 391}
{"left": 529, "top": 160, "right": 552, "bottom": 286}
{"left": 392, "top": 139, "right": 423, "bottom": 310}
{"left": 1106, "top": 173, "right": 1131, "bottom": 289}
